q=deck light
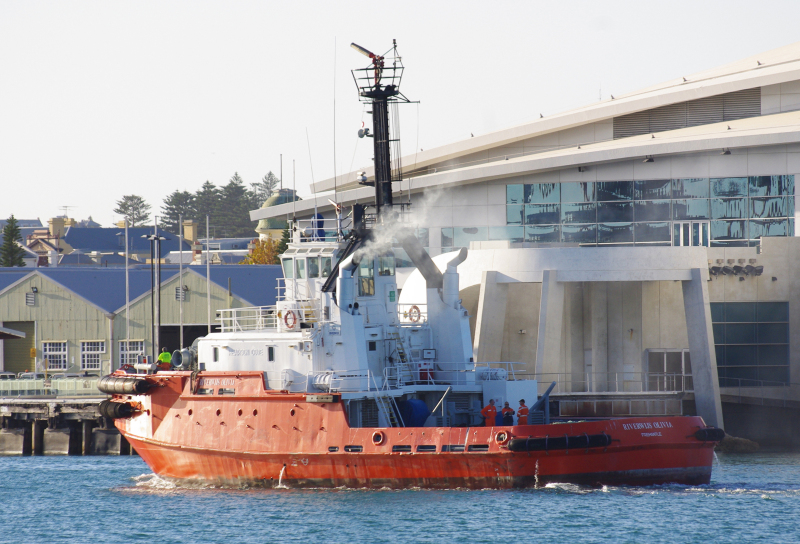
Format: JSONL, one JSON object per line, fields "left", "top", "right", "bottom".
{"left": 643, "top": 156, "right": 654, "bottom": 163}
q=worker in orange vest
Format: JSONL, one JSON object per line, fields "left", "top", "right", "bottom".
{"left": 501, "top": 402, "right": 515, "bottom": 425}
{"left": 517, "top": 399, "right": 529, "bottom": 425}
{"left": 481, "top": 399, "right": 497, "bottom": 427}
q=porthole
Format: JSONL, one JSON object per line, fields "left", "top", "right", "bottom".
{"left": 188, "top": 409, "right": 193, "bottom": 416}
{"left": 253, "top": 409, "right": 258, "bottom": 416}
{"left": 238, "top": 409, "right": 243, "bottom": 416}
{"left": 216, "top": 409, "right": 221, "bottom": 416}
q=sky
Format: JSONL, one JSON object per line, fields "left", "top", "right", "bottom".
{"left": 1, "top": 0, "right": 799, "bottom": 229}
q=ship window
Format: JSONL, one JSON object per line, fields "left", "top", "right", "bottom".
{"left": 307, "top": 257, "right": 319, "bottom": 278}
{"left": 328, "top": 446, "right": 339, "bottom": 452}
{"left": 378, "top": 255, "right": 395, "bottom": 276}
{"left": 442, "top": 445, "right": 465, "bottom": 452}
{"left": 218, "top": 388, "right": 235, "bottom": 395}
{"left": 212, "top": 347, "right": 219, "bottom": 362}
{"left": 268, "top": 346, "right": 275, "bottom": 361}
{"left": 282, "top": 258, "right": 294, "bottom": 279}
{"left": 416, "top": 445, "right": 437, "bottom": 452}
{"left": 320, "top": 257, "right": 332, "bottom": 277}
{"left": 358, "top": 259, "right": 375, "bottom": 296}
{"left": 344, "top": 445, "right": 363, "bottom": 452}
{"left": 468, "top": 444, "right": 490, "bottom": 452}
{"left": 196, "top": 388, "right": 213, "bottom": 395}
{"left": 368, "top": 341, "right": 377, "bottom": 351}
{"left": 392, "top": 445, "right": 412, "bottom": 453}
{"left": 295, "top": 258, "right": 306, "bottom": 279}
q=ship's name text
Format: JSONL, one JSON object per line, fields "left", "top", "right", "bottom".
{"left": 198, "top": 378, "right": 236, "bottom": 386}
{"left": 230, "top": 348, "right": 264, "bottom": 357}
{"left": 622, "top": 421, "right": 673, "bottom": 430}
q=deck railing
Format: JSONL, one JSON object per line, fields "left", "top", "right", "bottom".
{"left": 0, "top": 377, "right": 102, "bottom": 398}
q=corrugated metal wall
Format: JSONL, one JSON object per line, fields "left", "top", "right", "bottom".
{"left": 613, "top": 88, "right": 761, "bottom": 139}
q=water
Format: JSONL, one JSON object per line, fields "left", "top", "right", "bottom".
{"left": 2, "top": 453, "right": 800, "bottom": 544}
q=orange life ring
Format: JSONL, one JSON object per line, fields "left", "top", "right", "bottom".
{"left": 495, "top": 431, "right": 510, "bottom": 445}
{"left": 408, "top": 305, "right": 421, "bottom": 323}
{"left": 372, "top": 431, "right": 385, "bottom": 445}
{"left": 284, "top": 310, "right": 297, "bottom": 329}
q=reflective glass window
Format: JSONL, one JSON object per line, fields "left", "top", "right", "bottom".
{"left": 525, "top": 225, "right": 560, "bottom": 243}
{"left": 506, "top": 205, "right": 524, "bottom": 225}
{"left": 750, "top": 219, "right": 788, "bottom": 238}
{"left": 757, "top": 345, "right": 789, "bottom": 366}
{"left": 320, "top": 257, "right": 332, "bottom": 278}
{"left": 672, "top": 178, "right": 709, "bottom": 199}
{"left": 561, "top": 182, "right": 595, "bottom": 202}
{"left": 597, "top": 201, "right": 633, "bottom": 222}
{"left": 634, "top": 222, "right": 671, "bottom": 243}
{"left": 757, "top": 323, "right": 788, "bottom": 344}
{"left": 757, "top": 302, "right": 789, "bottom": 322}
{"left": 488, "top": 226, "right": 524, "bottom": 243}
{"left": 634, "top": 200, "right": 671, "bottom": 222}
{"left": 378, "top": 255, "right": 395, "bottom": 276}
{"left": 635, "top": 180, "right": 671, "bottom": 200}
{"left": 725, "top": 323, "right": 756, "bottom": 344}
{"left": 725, "top": 346, "right": 757, "bottom": 366}
{"left": 758, "top": 365, "right": 789, "bottom": 384}
{"left": 440, "top": 228, "right": 453, "bottom": 248}
{"left": 597, "top": 223, "right": 633, "bottom": 244}
{"left": 561, "top": 202, "right": 596, "bottom": 223}
{"left": 453, "top": 227, "right": 487, "bottom": 248}
{"left": 357, "top": 258, "right": 374, "bottom": 296}
{"left": 525, "top": 183, "right": 559, "bottom": 203}
{"left": 392, "top": 248, "right": 414, "bottom": 268}
{"left": 525, "top": 204, "right": 559, "bottom": 224}
{"left": 711, "top": 198, "right": 748, "bottom": 220}
{"left": 750, "top": 197, "right": 787, "bottom": 219}
{"left": 726, "top": 302, "right": 756, "bottom": 323}
{"left": 711, "top": 177, "right": 748, "bottom": 198}
{"left": 416, "top": 228, "right": 430, "bottom": 247}
{"left": 561, "top": 224, "right": 596, "bottom": 244}
{"left": 596, "top": 181, "right": 633, "bottom": 201}
{"left": 307, "top": 257, "right": 319, "bottom": 278}
{"left": 673, "top": 199, "right": 709, "bottom": 220}
{"left": 506, "top": 184, "right": 524, "bottom": 204}
{"left": 710, "top": 220, "right": 747, "bottom": 241}
{"left": 749, "top": 175, "right": 793, "bottom": 197}
{"left": 710, "top": 303, "right": 725, "bottom": 323}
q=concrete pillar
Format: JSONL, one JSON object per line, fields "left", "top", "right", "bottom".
{"left": 120, "top": 434, "right": 131, "bottom": 455}
{"left": 43, "top": 428, "right": 71, "bottom": 455}
{"left": 0, "top": 428, "right": 30, "bottom": 455}
{"left": 591, "top": 282, "right": 608, "bottom": 392}
{"left": 682, "top": 268, "right": 725, "bottom": 429}
{"left": 32, "top": 420, "right": 45, "bottom": 455}
{"left": 91, "top": 428, "right": 122, "bottom": 455}
{"left": 566, "top": 284, "right": 585, "bottom": 392}
{"left": 535, "top": 270, "right": 565, "bottom": 379}
{"left": 82, "top": 420, "right": 94, "bottom": 456}
{"left": 473, "top": 271, "right": 508, "bottom": 363}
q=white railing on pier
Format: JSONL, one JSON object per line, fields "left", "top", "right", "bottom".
{"left": 0, "top": 378, "right": 102, "bottom": 398}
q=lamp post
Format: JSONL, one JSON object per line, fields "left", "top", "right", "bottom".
{"left": 142, "top": 232, "right": 168, "bottom": 364}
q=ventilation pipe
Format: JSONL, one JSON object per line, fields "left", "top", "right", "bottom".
{"left": 336, "top": 253, "right": 360, "bottom": 313}
{"left": 443, "top": 247, "right": 467, "bottom": 308}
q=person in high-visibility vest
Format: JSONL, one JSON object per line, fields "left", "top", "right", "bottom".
{"left": 157, "top": 348, "right": 172, "bottom": 371}
{"left": 517, "top": 399, "right": 529, "bottom": 425}
{"left": 501, "top": 402, "right": 515, "bottom": 425}
{"left": 481, "top": 399, "right": 497, "bottom": 427}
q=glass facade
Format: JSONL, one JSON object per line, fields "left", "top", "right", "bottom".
{"left": 711, "top": 302, "right": 790, "bottom": 385}
{"left": 499, "top": 176, "right": 794, "bottom": 247}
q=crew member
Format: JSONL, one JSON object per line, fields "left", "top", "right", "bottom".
{"left": 157, "top": 347, "right": 172, "bottom": 371}
{"left": 501, "top": 402, "right": 515, "bottom": 426}
{"left": 481, "top": 399, "right": 497, "bottom": 427}
{"left": 517, "top": 399, "right": 529, "bottom": 425}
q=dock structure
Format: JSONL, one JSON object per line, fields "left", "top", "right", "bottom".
{"left": 0, "top": 397, "right": 132, "bottom": 456}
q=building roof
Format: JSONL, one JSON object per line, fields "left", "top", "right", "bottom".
{"left": 189, "top": 265, "right": 283, "bottom": 307}
{"left": 63, "top": 227, "right": 191, "bottom": 256}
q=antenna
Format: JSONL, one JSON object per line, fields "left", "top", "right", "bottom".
{"left": 60, "top": 205, "right": 75, "bottom": 218}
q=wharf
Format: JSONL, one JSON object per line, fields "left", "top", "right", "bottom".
{"left": 0, "top": 397, "right": 133, "bottom": 456}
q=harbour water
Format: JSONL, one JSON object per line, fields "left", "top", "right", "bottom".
{"left": 2, "top": 453, "right": 799, "bottom": 543}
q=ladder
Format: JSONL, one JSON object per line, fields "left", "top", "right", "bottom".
{"left": 375, "top": 394, "right": 405, "bottom": 427}
{"left": 387, "top": 331, "right": 415, "bottom": 385}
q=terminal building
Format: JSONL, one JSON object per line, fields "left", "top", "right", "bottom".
{"left": 252, "top": 41, "right": 800, "bottom": 448}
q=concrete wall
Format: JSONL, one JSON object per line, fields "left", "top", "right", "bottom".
{"left": 762, "top": 82, "right": 800, "bottom": 116}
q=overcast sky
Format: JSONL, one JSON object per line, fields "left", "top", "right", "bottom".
{"left": 1, "top": 0, "right": 799, "bottom": 229}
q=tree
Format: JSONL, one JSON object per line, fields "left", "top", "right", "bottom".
{"left": 218, "top": 172, "right": 253, "bottom": 238}
{"left": 160, "top": 190, "right": 196, "bottom": 235}
{"left": 239, "top": 237, "right": 280, "bottom": 265}
{"left": 194, "top": 181, "right": 220, "bottom": 225}
{"left": 0, "top": 215, "right": 26, "bottom": 267}
{"left": 276, "top": 226, "right": 290, "bottom": 256}
{"left": 249, "top": 171, "right": 280, "bottom": 208}
{"left": 114, "top": 195, "right": 151, "bottom": 226}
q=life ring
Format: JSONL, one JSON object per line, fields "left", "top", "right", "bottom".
{"left": 495, "top": 431, "right": 510, "bottom": 446}
{"left": 408, "top": 305, "right": 421, "bottom": 323}
{"left": 372, "top": 431, "right": 385, "bottom": 445}
{"left": 284, "top": 310, "right": 297, "bottom": 329}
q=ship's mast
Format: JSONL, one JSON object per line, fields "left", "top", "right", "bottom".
{"left": 351, "top": 40, "right": 409, "bottom": 220}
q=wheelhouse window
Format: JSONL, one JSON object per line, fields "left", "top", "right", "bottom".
{"left": 378, "top": 255, "right": 395, "bottom": 276}
{"left": 295, "top": 258, "right": 306, "bottom": 279}
{"left": 320, "top": 257, "right": 332, "bottom": 277}
{"left": 307, "top": 257, "right": 319, "bottom": 278}
{"left": 282, "top": 258, "right": 294, "bottom": 279}
{"left": 358, "top": 258, "right": 375, "bottom": 296}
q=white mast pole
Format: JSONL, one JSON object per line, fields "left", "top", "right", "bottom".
{"left": 179, "top": 213, "right": 183, "bottom": 349}
{"left": 125, "top": 218, "right": 129, "bottom": 369}
{"left": 206, "top": 215, "right": 211, "bottom": 334}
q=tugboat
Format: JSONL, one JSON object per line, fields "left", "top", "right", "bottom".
{"left": 99, "top": 41, "right": 724, "bottom": 488}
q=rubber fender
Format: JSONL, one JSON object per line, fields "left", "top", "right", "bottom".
{"left": 507, "top": 433, "right": 612, "bottom": 452}
{"left": 98, "top": 399, "right": 135, "bottom": 419}
{"left": 694, "top": 427, "right": 726, "bottom": 442}
{"left": 98, "top": 375, "right": 150, "bottom": 395}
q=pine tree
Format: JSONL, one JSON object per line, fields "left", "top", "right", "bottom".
{"left": 160, "top": 190, "right": 196, "bottom": 235}
{"left": 249, "top": 171, "right": 280, "bottom": 208}
{"left": 194, "top": 181, "right": 220, "bottom": 226}
{"left": 0, "top": 215, "right": 26, "bottom": 267}
{"left": 218, "top": 172, "right": 253, "bottom": 237}
{"left": 276, "top": 226, "right": 290, "bottom": 256}
{"left": 113, "top": 195, "right": 151, "bottom": 226}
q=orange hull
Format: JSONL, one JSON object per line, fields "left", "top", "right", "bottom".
{"left": 114, "top": 371, "right": 716, "bottom": 489}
